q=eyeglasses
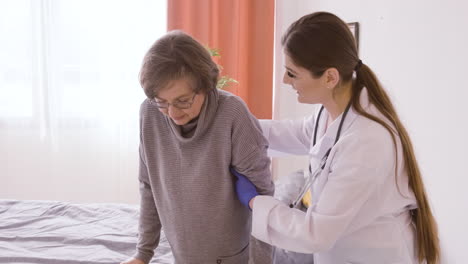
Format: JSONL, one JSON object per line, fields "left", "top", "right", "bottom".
{"left": 149, "top": 93, "right": 197, "bottom": 109}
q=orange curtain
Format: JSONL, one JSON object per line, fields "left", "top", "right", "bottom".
{"left": 167, "top": 0, "right": 274, "bottom": 119}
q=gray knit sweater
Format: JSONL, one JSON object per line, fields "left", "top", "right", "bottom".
{"left": 135, "top": 88, "right": 274, "bottom": 264}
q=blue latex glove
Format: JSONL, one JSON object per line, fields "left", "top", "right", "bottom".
{"left": 230, "top": 167, "right": 258, "bottom": 210}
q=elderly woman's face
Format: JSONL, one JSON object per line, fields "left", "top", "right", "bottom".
{"left": 154, "top": 77, "right": 206, "bottom": 126}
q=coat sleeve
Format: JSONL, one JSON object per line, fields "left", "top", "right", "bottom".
{"left": 134, "top": 104, "right": 162, "bottom": 264}
{"left": 230, "top": 99, "right": 274, "bottom": 196}
{"left": 251, "top": 127, "right": 396, "bottom": 253}
{"left": 259, "top": 115, "right": 315, "bottom": 156}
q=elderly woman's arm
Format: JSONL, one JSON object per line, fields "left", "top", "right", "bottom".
{"left": 230, "top": 99, "right": 274, "bottom": 196}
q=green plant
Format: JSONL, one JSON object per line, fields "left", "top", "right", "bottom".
{"left": 207, "top": 47, "right": 238, "bottom": 89}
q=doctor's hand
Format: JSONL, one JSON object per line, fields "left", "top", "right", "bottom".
{"left": 230, "top": 167, "right": 258, "bottom": 210}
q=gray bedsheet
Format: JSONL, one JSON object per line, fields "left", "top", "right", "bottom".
{"left": 0, "top": 199, "right": 173, "bottom": 264}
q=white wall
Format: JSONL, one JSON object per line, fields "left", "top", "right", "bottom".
{"left": 273, "top": 0, "right": 468, "bottom": 262}
{"left": 271, "top": 1, "right": 317, "bottom": 179}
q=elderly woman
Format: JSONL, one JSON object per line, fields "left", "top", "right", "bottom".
{"left": 121, "top": 30, "right": 274, "bottom": 264}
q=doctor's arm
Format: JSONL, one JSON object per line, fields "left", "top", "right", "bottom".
{"left": 251, "top": 131, "right": 395, "bottom": 253}
{"left": 260, "top": 115, "right": 315, "bottom": 156}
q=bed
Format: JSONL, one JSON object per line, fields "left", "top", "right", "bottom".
{"left": 0, "top": 199, "right": 173, "bottom": 264}
{"left": 1, "top": 173, "right": 313, "bottom": 264}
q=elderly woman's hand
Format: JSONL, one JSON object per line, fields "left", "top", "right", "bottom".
{"left": 230, "top": 167, "right": 258, "bottom": 210}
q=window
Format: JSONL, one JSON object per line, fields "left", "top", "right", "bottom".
{"left": 0, "top": 0, "right": 167, "bottom": 122}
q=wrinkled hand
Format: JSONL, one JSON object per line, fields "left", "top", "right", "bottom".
{"left": 230, "top": 167, "right": 258, "bottom": 210}
{"left": 120, "top": 258, "right": 145, "bottom": 264}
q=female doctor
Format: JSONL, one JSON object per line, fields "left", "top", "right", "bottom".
{"left": 231, "top": 12, "right": 440, "bottom": 264}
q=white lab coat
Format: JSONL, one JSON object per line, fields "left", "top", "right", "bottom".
{"left": 253, "top": 89, "right": 419, "bottom": 264}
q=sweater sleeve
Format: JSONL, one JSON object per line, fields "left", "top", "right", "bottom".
{"left": 134, "top": 104, "right": 162, "bottom": 264}
{"left": 230, "top": 99, "right": 274, "bottom": 196}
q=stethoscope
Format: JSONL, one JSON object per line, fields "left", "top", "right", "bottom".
{"left": 289, "top": 102, "right": 352, "bottom": 208}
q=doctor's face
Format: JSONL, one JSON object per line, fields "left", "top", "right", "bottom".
{"left": 153, "top": 77, "right": 206, "bottom": 126}
{"left": 283, "top": 53, "right": 329, "bottom": 104}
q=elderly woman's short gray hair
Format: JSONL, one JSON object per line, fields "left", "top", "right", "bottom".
{"left": 139, "top": 30, "right": 219, "bottom": 99}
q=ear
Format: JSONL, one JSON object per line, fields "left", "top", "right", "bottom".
{"left": 323, "top": 68, "right": 340, "bottom": 90}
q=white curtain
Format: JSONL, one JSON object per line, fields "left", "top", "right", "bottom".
{"left": 0, "top": 0, "right": 167, "bottom": 203}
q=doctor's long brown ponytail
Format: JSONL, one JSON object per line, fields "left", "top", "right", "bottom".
{"left": 283, "top": 12, "right": 440, "bottom": 263}
{"left": 353, "top": 63, "right": 440, "bottom": 264}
